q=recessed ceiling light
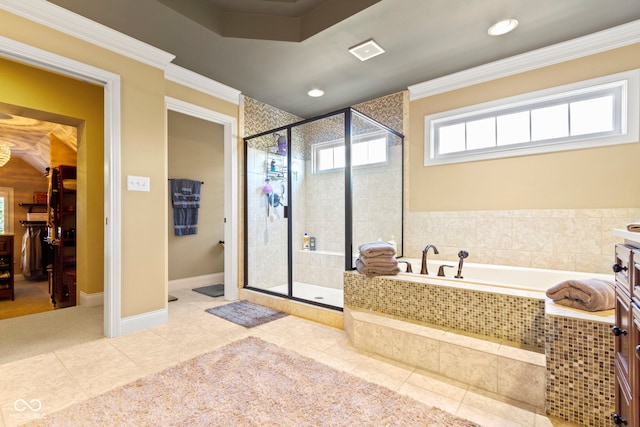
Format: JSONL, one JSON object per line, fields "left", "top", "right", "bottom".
{"left": 349, "top": 39, "right": 385, "bottom": 61}
{"left": 488, "top": 19, "right": 519, "bottom": 36}
{"left": 307, "top": 89, "right": 324, "bottom": 97}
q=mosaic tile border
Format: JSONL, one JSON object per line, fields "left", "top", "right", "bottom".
{"left": 344, "top": 272, "right": 546, "bottom": 349}
{"left": 545, "top": 315, "right": 615, "bottom": 427}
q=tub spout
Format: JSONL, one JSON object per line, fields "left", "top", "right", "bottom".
{"left": 454, "top": 250, "right": 469, "bottom": 279}
{"left": 420, "top": 244, "right": 439, "bottom": 275}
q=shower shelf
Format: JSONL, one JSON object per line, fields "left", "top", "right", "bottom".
{"left": 265, "top": 149, "right": 287, "bottom": 181}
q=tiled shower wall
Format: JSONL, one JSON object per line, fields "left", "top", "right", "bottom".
{"left": 244, "top": 94, "right": 406, "bottom": 290}
{"left": 404, "top": 208, "right": 640, "bottom": 274}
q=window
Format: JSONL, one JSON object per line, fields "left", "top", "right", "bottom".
{"left": 313, "top": 132, "right": 388, "bottom": 172}
{"left": 0, "top": 187, "right": 14, "bottom": 234}
{"left": 425, "top": 70, "right": 639, "bottom": 166}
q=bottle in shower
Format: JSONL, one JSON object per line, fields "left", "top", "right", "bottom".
{"left": 303, "top": 233, "right": 310, "bottom": 250}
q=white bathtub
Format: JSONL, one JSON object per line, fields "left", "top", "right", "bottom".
{"left": 397, "top": 258, "right": 614, "bottom": 293}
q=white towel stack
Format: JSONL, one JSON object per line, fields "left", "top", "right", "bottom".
{"left": 356, "top": 242, "right": 400, "bottom": 278}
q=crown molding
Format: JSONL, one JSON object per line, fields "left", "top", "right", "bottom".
{"left": 0, "top": 0, "right": 175, "bottom": 69}
{"left": 165, "top": 64, "right": 241, "bottom": 105}
{"left": 409, "top": 19, "right": 640, "bottom": 100}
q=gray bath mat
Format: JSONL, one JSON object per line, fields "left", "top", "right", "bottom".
{"left": 206, "top": 301, "right": 288, "bottom": 328}
{"left": 193, "top": 284, "right": 225, "bottom": 298}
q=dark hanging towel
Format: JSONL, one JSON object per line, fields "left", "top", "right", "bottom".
{"left": 169, "top": 179, "right": 202, "bottom": 236}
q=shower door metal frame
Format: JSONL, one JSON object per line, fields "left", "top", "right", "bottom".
{"left": 243, "top": 107, "right": 404, "bottom": 310}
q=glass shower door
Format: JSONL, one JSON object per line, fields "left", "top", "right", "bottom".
{"left": 245, "top": 132, "right": 289, "bottom": 296}
{"left": 290, "top": 114, "right": 345, "bottom": 307}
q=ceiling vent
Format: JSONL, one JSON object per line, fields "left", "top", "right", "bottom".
{"left": 349, "top": 39, "right": 385, "bottom": 61}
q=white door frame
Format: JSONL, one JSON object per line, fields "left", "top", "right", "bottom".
{"left": 165, "top": 97, "right": 239, "bottom": 301}
{"left": 0, "top": 35, "right": 122, "bottom": 337}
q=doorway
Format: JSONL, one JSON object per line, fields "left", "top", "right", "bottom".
{"left": 167, "top": 111, "right": 224, "bottom": 288}
{"left": 165, "top": 97, "right": 239, "bottom": 300}
{"left": 0, "top": 105, "right": 80, "bottom": 320}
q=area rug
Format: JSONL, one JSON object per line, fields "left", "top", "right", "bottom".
{"left": 192, "top": 283, "right": 225, "bottom": 297}
{"left": 205, "top": 300, "right": 288, "bottom": 328}
{"left": 27, "top": 337, "right": 479, "bottom": 426}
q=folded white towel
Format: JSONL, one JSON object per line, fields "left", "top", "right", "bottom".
{"left": 358, "top": 242, "right": 396, "bottom": 257}
{"left": 356, "top": 258, "right": 400, "bottom": 278}
{"left": 627, "top": 222, "right": 640, "bottom": 232}
{"left": 546, "top": 278, "right": 615, "bottom": 312}
{"left": 358, "top": 254, "right": 398, "bottom": 268}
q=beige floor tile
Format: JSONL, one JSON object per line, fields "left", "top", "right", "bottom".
{"left": 398, "top": 382, "right": 462, "bottom": 414}
{"left": 53, "top": 340, "right": 141, "bottom": 397}
{"left": 109, "top": 329, "right": 181, "bottom": 372}
{"left": 0, "top": 288, "right": 578, "bottom": 427}
{"left": 405, "top": 369, "right": 469, "bottom": 401}
{"left": 456, "top": 403, "right": 529, "bottom": 427}
{"left": 463, "top": 388, "right": 537, "bottom": 426}
{"left": 0, "top": 352, "right": 87, "bottom": 424}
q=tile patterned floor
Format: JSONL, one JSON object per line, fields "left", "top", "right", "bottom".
{"left": 0, "top": 288, "right": 578, "bottom": 426}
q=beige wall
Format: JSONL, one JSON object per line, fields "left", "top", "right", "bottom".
{"left": 406, "top": 44, "right": 640, "bottom": 273}
{"left": 1, "top": 8, "right": 166, "bottom": 316}
{"left": 0, "top": 9, "right": 240, "bottom": 318}
{"left": 409, "top": 43, "right": 640, "bottom": 212}
{"left": 167, "top": 111, "right": 224, "bottom": 280}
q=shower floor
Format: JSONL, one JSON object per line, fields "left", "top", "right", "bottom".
{"left": 266, "top": 282, "right": 343, "bottom": 308}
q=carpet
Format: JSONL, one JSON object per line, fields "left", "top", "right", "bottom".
{"left": 0, "top": 279, "right": 53, "bottom": 320}
{"left": 27, "top": 337, "right": 479, "bottom": 426}
{"left": 193, "top": 284, "right": 225, "bottom": 298}
{"left": 206, "top": 300, "right": 288, "bottom": 328}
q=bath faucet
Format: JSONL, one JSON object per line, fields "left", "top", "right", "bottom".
{"left": 420, "top": 244, "right": 439, "bottom": 275}
{"left": 454, "top": 250, "right": 469, "bottom": 279}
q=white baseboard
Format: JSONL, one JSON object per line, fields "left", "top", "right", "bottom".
{"left": 80, "top": 291, "right": 104, "bottom": 306}
{"left": 168, "top": 272, "right": 224, "bottom": 291}
{"left": 120, "top": 307, "right": 168, "bottom": 336}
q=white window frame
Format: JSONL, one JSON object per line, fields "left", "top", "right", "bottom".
{"left": 424, "top": 69, "right": 640, "bottom": 166}
{"left": 0, "top": 187, "right": 15, "bottom": 234}
{"left": 312, "top": 131, "right": 389, "bottom": 173}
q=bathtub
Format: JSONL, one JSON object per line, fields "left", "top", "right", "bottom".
{"left": 397, "top": 258, "right": 614, "bottom": 293}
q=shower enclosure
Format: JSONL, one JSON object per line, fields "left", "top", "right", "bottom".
{"left": 244, "top": 108, "right": 404, "bottom": 309}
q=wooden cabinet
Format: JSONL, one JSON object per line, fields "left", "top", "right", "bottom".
{"left": 613, "top": 243, "right": 639, "bottom": 426}
{"left": 0, "top": 235, "right": 14, "bottom": 300}
{"left": 48, "top": 165, "right": 77, "bottom": 308}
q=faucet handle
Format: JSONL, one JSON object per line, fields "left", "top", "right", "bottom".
{"left": 397, "top": 260, "right": 413, "bottom": 273}
{"left": 437, "top": 265, "right": 454, "bottom": 277}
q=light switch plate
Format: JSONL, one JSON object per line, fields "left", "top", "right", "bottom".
{"left": 127, "top": 175, "right": 150, "bottom": 192}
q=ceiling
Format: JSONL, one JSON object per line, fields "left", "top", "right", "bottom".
{"left": 3, "top": 0, "right": 640, "bottom": 171}
{"left": 44, "top": 0, "right": 640, "bottom": 118}
{"left": 0, "top": 104, "right": 77, "bottom": 173}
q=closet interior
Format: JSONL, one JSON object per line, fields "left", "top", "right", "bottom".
{"left": 12, "top": 165, "right": 77, "bottom": 310}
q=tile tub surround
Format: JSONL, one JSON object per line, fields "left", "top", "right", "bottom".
{"left": 344, "top": 307, "right": 547, "bottom": 410}
{"left": 343, "top": 271, "right": 546, "bottom": 349}
{"left": 404, "top": 207, "right": 640, "bottom": 274}
{"left": 544, "top": 305, "right": 615, "bottom": 427}
{"left": 344, "top": 270, "right": 616, "bottom": 426}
